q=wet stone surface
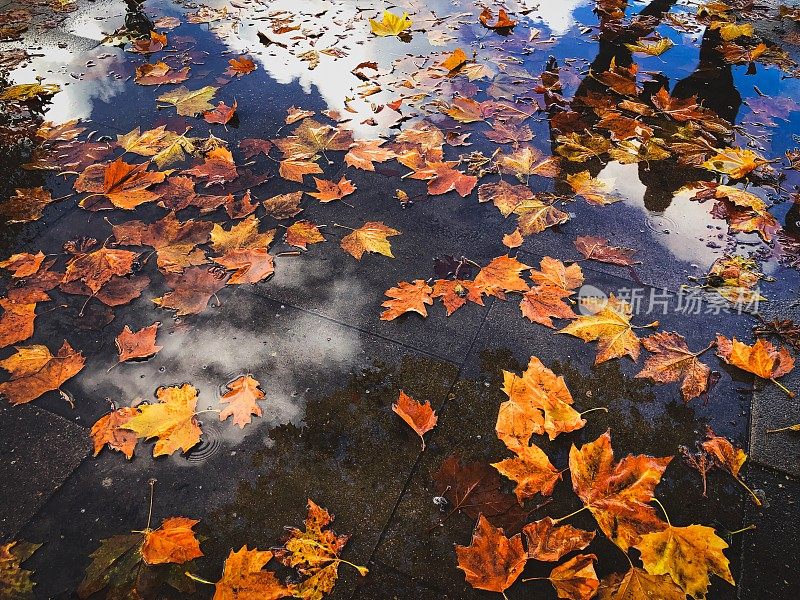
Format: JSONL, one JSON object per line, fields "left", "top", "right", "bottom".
{"left": 1, "top": 0, "right": 800, "bottom": 599}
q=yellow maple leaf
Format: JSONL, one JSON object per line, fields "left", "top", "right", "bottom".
{"left": 123, "top": 384, "right": 202, "bottom": 456}
{"left": 369, "top": 11, "right": 412, "bottom": 37}
{"left": 340, "top": 221, "right": 400, "bottom": 259}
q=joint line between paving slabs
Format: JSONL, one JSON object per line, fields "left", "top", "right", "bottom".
{"left": 354, "top": 298, "right": 496, "bottom": 594}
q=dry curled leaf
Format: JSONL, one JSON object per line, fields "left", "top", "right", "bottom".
{"left": 715, "top": 335, "right": 794, "bottom": 386}
{"left": 523, "top": 517, "right": 595, "bottom": 562}
{"left": 547, "top": 554, "right": 599, "bottom": 600}
{"left": 574, "top": 236, "right": 640, "bottom": 266}
{"left": 91, "top": 407, "right": 139, "bottom": 459}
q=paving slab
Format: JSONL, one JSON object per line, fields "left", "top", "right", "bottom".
{"left": 0, "top": 403, "right": 90, "bottom": 539}
{"left": 15, "top": 287, "right": 460, "bottom": 598}
{"left": 749, "top": 300, "right": 800, "bottom": 476}
{"left": 372, "top": 266, "right": 756, "bottom": 599}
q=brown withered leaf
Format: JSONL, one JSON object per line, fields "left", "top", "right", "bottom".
{"left": 479, "top": 7, "right": 517, "bottom": 29}
{"left": 344, "top": 139, "right": 396, "bottom": 171}
{"left": 263, "top": 191, "right": 303, "bottom": 219}
{"left": 701, "top": 427, "right": 761, "bottom": 505}
{"left": 497, "top": 356, "right": 584, "bottom": 447}
{"left": 1, "top": 188, "right": 54, "bottom": 223}
{"left": 62, "top": 248, "right": 138, "bottom": 294}
{"left": 153, "top": 267, "right": 228, "bottom": 315}
{"left": 60, "top": 274, "right": 151, "bottom": 307}
{"left": 381, "top": 280, "right": 433, "bottom": 321}
{"left": 239, "top": 138, "right": 273, "bottom": 159}
{"left": 547, "top": 554, "right": 599, "bottom": 600}
{"left": 392, "top": 390, "right": 437, "bottom": 450}
{"left": 308, "top": 176, "right": 356, "bottom": 202}
{"left": 503, "top": 229, "right": 524, "bottom": 248}
{"left": 0, "top": 540, "right": 41, "bottom": 600}
{"left": 491, "top": 442, "right": 562, "bottom": 502}
{"left": 0, "top": 298, "right": 36, "bottom": 349}
{"left": 523, "top": 517, "right": 595, "bottom": 562}
{"left": 226, "top": 56, "right": 256, "bottom": 76}
{"left": 497, "top": 146, "right": 560, "bottom": 180}
{"left": 116, "top": 323, "right": 162, "bottom": 363}
{"left": 0, "top": 341, "right": 85, "bottom": 405}
{"left": 204, "top": 100, "right": 238, "bottom": 125}
{"left": 0, "top": 252, "right": 45, "bottom": 278}
{"left": 214, "top": 249, "right": 274, "bottom": 285}
{"left": 341, "top": 221, "right": 399, "bottom": 259}
{"left": 636, "top": 332, "right": 712, "bottom": 402}
{"left": 474, "top": 255, "right": 531, "bottom": 299}
{"left": 184, "top": 147, "right": 238, "bottom": 186}
{"left": 113, "top": 212, "right": 212, "bottom": 274}
{"left": 514, "top": 196, "right": 570, "bottom": 236}
{"left": 278, "top": 158, "right": 323, "bottom": 183}
{"left": 91, "top": 407, "right": 139, "bottom": 459}
{"left": 285, "top": 220, "right": 324, "bottom": 250}
{"left": 478, "top": 180, "right": 533, "bottom": 216}
{"left": 75, "top": 159, "right": 165, "bottom": 210}
{"left": 574, "top": 236, "right": 640, "bottom": 266}
{"left": 569, "top": 431, "right": 671, "bottom": 551}
{"left": 598, "top": 566, "right": 685, "bottom": 600}
{"left": 219, "top": 375, "right": 265, "bottom": 428}
{"left": 431, "top": 279, "right": 484, "bottom": 315}
{"left": 135, "top": 61, "right": 190, "bottom": 85}
{"left": 456, "top": 515, "right": 526, "bottom": 593}
{"left": 212, "top": 546, "right": 293, "bottom": 600}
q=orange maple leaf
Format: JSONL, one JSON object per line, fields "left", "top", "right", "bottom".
{"left": 115, "top": 323, "right": 162, "bottom": 363}
{"left": 141, "top": 517, "right": 203, "bottom": 565}
{"left": 380, "top": 280, "right": 433, "bottom": 321}
{"left": 219, "top": 375, "right": 265, "bottom": 428}
{"left": 0, "top": 341, "right": 85, "bottom": 405}
{"left": 392, "top": 390, "right": 438, "bottom": 450}
{"left": 456, "top": 515, "right": 527, "bottom": 593}
{"left": 74, "top": 158, "right": 165, "bottom": 209}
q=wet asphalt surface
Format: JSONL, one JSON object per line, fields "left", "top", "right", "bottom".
{"left": 1, "top": 1, "right": 800, "bottom": 598}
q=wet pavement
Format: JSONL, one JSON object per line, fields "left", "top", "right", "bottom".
{"left": 2, "top": 0, "right": 800, "bottom": 599}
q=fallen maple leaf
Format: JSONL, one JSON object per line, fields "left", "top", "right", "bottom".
{"left": 211, "top": 546, "right": 292, "bottom": 600}
{"left": 536, "top": 554, "right": 599, "bottom": 600}
{"left": 275, "top": 499, "right": 367, "bottom": 599}
{"left": 520, "top": 284, "right": 577, "bottom": 329}
{"left": 635, "top": 523, "right": 734, "bottom": 598}
{"left": 636, "top": 332, "right": 712, "bottom": 402}
{"left": 424, "top": 163, "right": 478, "bottom": 197}
{"left": 204, "top": 100, "right": 238, "bottom": 125}
{"left": 0, "top": 251, "right": 45, "bottom": 278}
{"left": 123, "top": 384, "right": 202, "bottom": 456}
{"left": 219, "top": 375, "right": 265, "bottom": 428}
{"left": 497, "top": 356, "right": 585, "bottom": 447}
{"left": 702, "top": 147, "right": 767, "bottom": 179}
{"left": 392, "top": 390, "right": 437, "bottom": 450}
{"left": 75, "top": 158, "right": 165, "bottom": 209}
{"left": 141, "top": 517, "right": 203, "bottom": 565}
{"left": 62, "top": 247, "right": 138, "bottom": 294}
{"left": 716, "top": 335, "right": 795, "bottom": 396}
{"left": 91, "top": 406, "right": 139, "bottom": 459}
{"left": 263, "top": 191, "right": 304, "bottom": 219}
{"left": 598, "top": 566, "right": 685, "bottom": 600}
{"left": 381, "top": 279, "right": 433, "bottom": 321}
{"left": 514, "top": 196, "right": 570, "bottom": 235}
{"left": 340, "top": 221, "right": 399, "bottom": 259}
{"left": 625, "top": 38, "right": 674, "bottom": 56}
{"left": 440, "top": 47, "right": 468, "bottom": 72}
{"left": 0, "top": 298, "right": 36, "bottom": 349}
{"left": 153, "top": 266, "right": 228, "bottom": 316}
{"left": 210, "top": 215, "right": 275, "bottom": 253}
{"left": 456, "top": 515, "right": 526, "bottom": 593}
{"left": 116, "top": 323, "right": 162, "bottom": 363}
{"left": 158, "top": 86, "right": 218, "bottom": 116}
{"left": 474, "top": 255, "right": 531, "bottom": 299}
{"left": 344, "top": 139, "right": 396, "bottom": 171}
{"left": 491, "top": 442, "right": 561, "bottom": 502}
{"left": 214, "top": 249, "right": 274, "bottom": 285}
{"left": 135, "top": 61, "right": 190, "bottom": 85}
{"left": 567, "top": 171, "right": 621, "bottom": 205}
{"left": 0, "top": 187, "right": 54, "bottom": 223}
{"left": 574, "top": 236, "right": 640, "bottom": 266}
{"left": 0, "top": 341, "right": 85, "bottom": 405}
{"left": 184, "top": 147, "right": 238, "bottom": 186}
{"left": 369, "top": 11, "right": 412, "bottom": 37}
{"left": 497, "top": 146, "right": 560, "bottom": 180}
{"left": 560, "top": 294, "right": 646, "bottom": 364}
{"left": 569, "top": 431, "right": 671, "bottom": 551}
{"left": 702, "top": 428, "right": 761, "bottom": 505}
{"left": 523, "top": 517, "right": 595, "bottom": 562}
{"left": 431, "top": 279, "right": 484, "bottom": 315}
{"left": 285, "top": 220, "right": 324, "bottom": 250}
{"left": 308, "top": 176, "right": 356, "bottom": 202}
{"left": 503, "top": 229, "right": 524, "bottom": 248}
{"left": 226, "top": 56, "right": 256, "bottom": 76}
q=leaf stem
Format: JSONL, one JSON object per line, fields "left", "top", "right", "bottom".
{"left": 552, "top": 505, "right": 588, "bottom": 524}
{"left": 734, "top": 476, "right": 763, "bottom": 506}
{"left": 332, "top": 223, "right": 355, "bottom": 231}
{"left": 653, "top": 497, "right": 671, "bottom": 527}
{"left": 766, "top": 424, "right": 800, "bottom": 433}
{"left": 185, "top": 572, "right": 215, "bottom": 585}
{"left": 145, "top": 479, "right": 155, "bottom": 530}
{"left": 728, "top": 524, "right": 756, "bottom": 536}
{"left": 770, "top": 378, "right": 796, "bottom": 398}
{"left": 579, "top": 407, "right": 608, "bottom": 417}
